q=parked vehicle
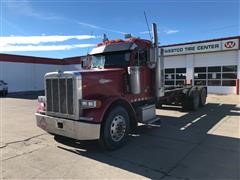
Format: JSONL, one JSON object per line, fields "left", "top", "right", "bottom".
{"left": 36, "top": 23, "right": 207, "bottom": 150}
{"left": 0, "top": 80, "right": 8, "bottom": 97}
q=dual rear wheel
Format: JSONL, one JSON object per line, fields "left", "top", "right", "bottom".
{"left": 183, "top": 88, "right": 207, "bottom": 111}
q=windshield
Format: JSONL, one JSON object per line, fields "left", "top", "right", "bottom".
{"left": 92, "top": 51, "right": 130, "bottom": 68}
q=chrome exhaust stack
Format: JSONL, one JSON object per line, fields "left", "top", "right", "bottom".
{"left": 152, "top": 23, "right": 164, "bottom": 99}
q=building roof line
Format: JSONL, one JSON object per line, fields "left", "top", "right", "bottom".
{"left": 0, "top": 53, "right": 83, "bottom": 65}
{"left": 160, "top": 36, "right": 240, "bottom": 48}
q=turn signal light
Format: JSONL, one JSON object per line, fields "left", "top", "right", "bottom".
{"left": 37, "top": 96, "right": 46, "bottom": 113}
{"left": 37, "top": 102, "right": 45, "bottom": 113}
{"left": 95, "top": 100, "right": 102, "bottom": 108}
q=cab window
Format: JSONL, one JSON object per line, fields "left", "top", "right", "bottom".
{"left": 134, "top": 49, "right": 148, "bottom": 66}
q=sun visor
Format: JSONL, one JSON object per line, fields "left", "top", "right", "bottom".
{"left": 90, "top": 42, "right": 137, "bottom": 55}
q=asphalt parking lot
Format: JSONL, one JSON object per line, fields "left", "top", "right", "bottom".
{"left": 0, "top": 93, "right": 239, "bottom": 179}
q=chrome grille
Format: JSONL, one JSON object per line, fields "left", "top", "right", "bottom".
{"left": 59, "top": 79, "right": 67, "bottom": 114}
{"left": 46, "top": 79, "right": 52, "bottom": 112}
{"left": 66, "top": 79, "right": 73, "bottom": 114}
{"left": 52, "top": 79, "right": 59, "bottom": 112}
{"left": 46, "top": 78, "right": 74, "bottom": 115}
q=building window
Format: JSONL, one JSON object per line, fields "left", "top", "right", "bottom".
{"left": 165, "top": 68, "right": 186, "bottom": 86}
{"left": 222, "top": 73, "right": 237, "bottom": 79}
{"left": 208, "top": 73, "right": 221, "bottom": 79}
{"left": 194, "top": 67, "right": 207, "bottom": 85}
{"left": 207, "top": 66, "right": 221, "bottom": 86}
{"left": 165, "top": 68, "right": 175, "bottom": 74}
{"left": 194, "top": 80, "right": 207, "bottom": 86}
{"left": 165, "top": 80, "right": 174, "bottom": 85}
{"left": 222, "top": 65, "right": 237, "bottom": 86}
{"left": 222, "top": 80, "right": 236, "bottom": 86}
{"left": 222, "top": 65, "right": 237, "bottom": 72}
{"left": 195, "top": 73, "right": 207, "bottom": 79}
{"left": 208, "top": 66, "right": 221, "bottom": 72}
{"left": 194, "top": 67, "right": 206, "bottom": 73}
{"left": 208, "top": 80, "right": 221, "bottom": 86}
{"left": 194, "top": 65, "right": 237, "bottom": 87}
{"left": 176, "top": 80, "right": 185, "bottom": 85}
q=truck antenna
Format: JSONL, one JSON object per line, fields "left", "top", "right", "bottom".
{"left": 86, "top": 31, "right": 93, "bottom": 55}
{"left": 103, "top": 33, "right": 108, "bottom": 42}
{"left": 144, "top": 11, "right": 153, "bottom": 42}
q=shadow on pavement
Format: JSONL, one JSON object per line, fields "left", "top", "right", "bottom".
{"left": 55, "top": 103, "right": 240, "bottom": 179}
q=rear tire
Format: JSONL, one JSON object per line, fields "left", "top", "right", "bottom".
{"left": 182, "top": 89, "right": 200, "bottom": 111}
{"left": 182, "top": 97, "right": 190, "bottom": 111}
{"left": 99, "top": 106, "right": 130, "bottom": 150}
{"left": 189, "top": 90, "right": 200, "bottom": 111}
{"left": 199, "top": 88, "right": 207, "bottom": 107}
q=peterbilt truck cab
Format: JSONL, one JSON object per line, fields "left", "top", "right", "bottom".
{"left": 36, "top": 23, "right": 207, "bottom": 149}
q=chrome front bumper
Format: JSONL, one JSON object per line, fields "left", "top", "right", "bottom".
{"left": 36, "top": 113, "right": 100, "bottom": 140}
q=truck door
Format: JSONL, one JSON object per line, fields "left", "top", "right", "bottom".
{"left": 135, "top": 49, "right": 153, "bottom": 97}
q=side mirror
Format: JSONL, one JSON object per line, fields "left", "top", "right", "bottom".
{"left": 147, "top": 48, "right": 156, "bottom": 69}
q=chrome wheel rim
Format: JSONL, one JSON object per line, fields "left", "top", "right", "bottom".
{"left": 110, "top": 115, "right": 126, "bottom": 142}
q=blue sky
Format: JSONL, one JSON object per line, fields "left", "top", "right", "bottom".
{"left": 1, "top": 0, "right": 239, "bottom": 58}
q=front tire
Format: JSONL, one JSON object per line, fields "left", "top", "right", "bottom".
{"left": 100, "top": 106, "right": 130, "bottom": 150}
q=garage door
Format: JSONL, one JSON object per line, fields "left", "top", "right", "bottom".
{"left": 165, "top": 67, "right": 186, "bottom": 86}
{"left": 194, "top": 65, "right": 237, "bottom": 94}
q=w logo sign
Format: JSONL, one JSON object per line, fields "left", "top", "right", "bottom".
{"left": 224, "top": 41, "right": 236, "bottom": 48}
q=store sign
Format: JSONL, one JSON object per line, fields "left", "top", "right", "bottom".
{"left": 163, "top": 38, "right": 239, "bottom": 56}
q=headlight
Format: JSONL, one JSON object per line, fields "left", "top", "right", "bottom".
{"left": 37, "top": 102, "right": 45, "bottom": 113}
{"left": 80, "top": 100, "right": 101, "bottom": 109}
{"left": 37, "top": 96, "right": 46, "bottom": 113}
{"left": 38, "top": 96, "right": 46, "bottom": 103}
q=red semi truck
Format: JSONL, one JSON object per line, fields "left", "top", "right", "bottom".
{"left": 36, "top": 23, "right": 207, "bottom": 149}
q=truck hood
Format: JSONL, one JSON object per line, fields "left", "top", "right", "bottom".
{"left": 79, "top": 68, "right": 126, "bottom": 99}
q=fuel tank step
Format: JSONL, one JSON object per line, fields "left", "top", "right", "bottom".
{"left": 141, "top": 117, "right": 161, "bottom": 125}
